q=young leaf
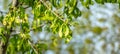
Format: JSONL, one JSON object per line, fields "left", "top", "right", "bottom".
{"left": 59, "top": 25, "right": 63, "bottom": 38}
{"left": 64, "top": 25, "right": 69, "bottom": 36}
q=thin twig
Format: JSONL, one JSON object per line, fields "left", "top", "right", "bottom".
{"left": 0, "top": 11, "right": 3, "bottom": 15}
{"left": 28, "top": 40, "right": 38, "bottom": 54}
{"left": 39, "top": 0, "right": 65, "bottom": 22}
{"left": 23, "top": 6, "right": 30, "bottom": 9}
{"left": 30, "top": 23, "right": 44, "bottom": 31}
{"left": 0, "top": 10, "right": 7, "bottom": 15}
{"left": 39, "top": 0, "right": 72, "bottom": 26}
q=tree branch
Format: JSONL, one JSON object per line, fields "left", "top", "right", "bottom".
{"left": 12, "top": 0, "right": 19, "bottom": 7}
{"left": 2, "top": 28, "right": 12, "bottom": 54}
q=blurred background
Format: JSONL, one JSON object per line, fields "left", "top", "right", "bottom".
{"left": 1, "top": 0, "right": 120, "bottom": 54}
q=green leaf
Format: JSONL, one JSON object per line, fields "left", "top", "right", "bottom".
{"left": 65, "top": 38, "right": 70, "bottom": 43}
{"left": 59, "top": 25, "right": 63, "bottom": 38}
{"left": 64, "top": 25, "right": 69, "bottom": 36}
{"left": 50, "top": 0, "right": 63, "bottom": 8}
{"left": 111, "top": 0, "right": 117, "bottom": 3}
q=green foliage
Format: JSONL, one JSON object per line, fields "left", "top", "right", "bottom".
{"left": 0, "top": 0, "right": 119, "bottom": 54}
{"left": 80, "top": 0, "right": 94, "bottom": 8}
